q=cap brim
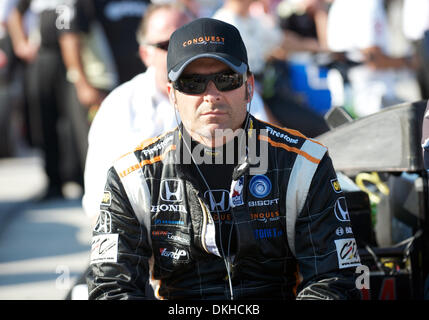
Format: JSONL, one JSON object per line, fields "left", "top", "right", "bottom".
{"left": 168, "top": 53, "right": 247, "bottom": 81}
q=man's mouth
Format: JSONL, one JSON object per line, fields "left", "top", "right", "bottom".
{"left": 201, "top": 110, "right": 227, "bottom": 116}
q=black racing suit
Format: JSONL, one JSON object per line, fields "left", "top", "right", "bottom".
{"left": 87, "top": 115, "right": 362, "bottom": 300}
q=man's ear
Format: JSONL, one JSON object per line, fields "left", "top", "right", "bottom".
{"left": 246, "top": 73, "right": 255, "bottom": 102}
{"left": 167, "top": 84, "right": 177, "bottom": 106}
{"left": 138, "top": 45, "right": 150, "bottom": 67}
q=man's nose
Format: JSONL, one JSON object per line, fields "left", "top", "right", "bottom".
{"left": 203, "top": 80, "right": 221, "bottom": 102}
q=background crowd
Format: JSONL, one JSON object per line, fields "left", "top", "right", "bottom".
{"left": 0, "top": 0, "right": 427, "bottom": 204}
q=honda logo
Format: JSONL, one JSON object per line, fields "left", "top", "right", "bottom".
{"left": 334, "top": 197, "right": 350, "bottom": 222}
{"left": 94, "top": 210, "right": 112, "bottom": 233}
{"left": 160, "top": 179, "right": 183, "bottom": 202}
{"left": 204, "top": 190, "right": 230, "bottom": 212}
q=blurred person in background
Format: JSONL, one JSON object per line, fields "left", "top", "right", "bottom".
{"left": 0, "top": 0, "right": 17, "bottom": 157}
{"left": 0, "top": 0, "right": 39, "bottom": 158}
{"left": 276, "top": 0, "right": 329, "bottom": 52}
{"left": 58, "top": 0, "right": 151, "bottom": 174}
{"left": 150, "top": 0, "right": 223, "bottom": 18}
{"left": 82, "top": 2, "right": 193, "bottom": 225}
{"left": 213, "top": 0, "right": 329, "bottom": 137}
{"left": 8, "top": 0, "right": 84, "bottom": 199}
{"left": 402, "top": 0, "right": 429, "bottom": 100}
{"left": 327, "top": 0, "right": 421, "bottom": 118}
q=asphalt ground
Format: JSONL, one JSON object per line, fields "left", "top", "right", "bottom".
{"left": 0, "top": 156, "right": 92, "bottom": 300}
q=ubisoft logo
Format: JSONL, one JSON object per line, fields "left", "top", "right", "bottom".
{"left": 249, "top": 175, "right": 272, "bottom": 198}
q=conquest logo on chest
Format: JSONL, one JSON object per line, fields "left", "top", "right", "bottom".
{"left": 250, "top": 211, "right": 280, "bottom": 222}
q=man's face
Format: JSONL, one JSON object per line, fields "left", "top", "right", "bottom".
{"left": 140, "top": 8, "right": 190, "bottom": 95}
{"left": 168, "top": 58, "right": 253, "bottom": 146}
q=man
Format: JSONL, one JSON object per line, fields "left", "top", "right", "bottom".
{"left": 83, "top": 3, "right": 270, "bottom": 221}
{"left": 8, "top": 0, "right": 84, "bottom": 198}
{"left": 327, "top": 0, "right": 420, "bottom": 117}
{"left": 58, "top": 0, "right": 151, "bottom": 173}
{"left": 87, "top": 18, "right": 361, "bottom": 300}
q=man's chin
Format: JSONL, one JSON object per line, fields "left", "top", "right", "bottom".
{"left": 190, "top": 124, "right": 236, "bottom": 146}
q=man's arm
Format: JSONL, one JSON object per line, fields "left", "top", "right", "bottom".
{"left": 59, "top": 32, "right": 105, "bottom": 107}
{"left": 293, "top": 154, "right": 362, "bottom": 300}
{"left": 7, "top": 5, "right": 38, "bottom": 63}
{"left": 58, "top": 0, "right": 105, "bottom": 107}
{"left": 87, "top": 167, "right": 152, "bottom": 299}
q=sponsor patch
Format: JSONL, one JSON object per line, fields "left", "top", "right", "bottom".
{"left": 151, "top": 230, "right": 190, "bottom": 245}
{"left": 204, "top": 190, "right": 230, "bottom": 212}
{"left": 334, "top": 197, "right": 350, "bottom": 222}
{"left": 151, "top": 203, "right": 187, "bottom": 213}
{"left": 154, "top": 219, "right": 185, "bottom": 226}
{"left": 160, "top": 179, "right": 183, "bottom": 202}
{"left": 334, "top": 238, "right": 361, "bottom": 269}
{"left": 331, "top": 179, "right": 342, "bottom": 193}
{"left": 249, "top": 175, "right": 272, "bottom": 198}
{"left": 94, "top": 210, "right": 112, "bottom": 233}
{"left": 265, "top": 126, "right": 299, "bottom": 144}
{"left": 250, "top": 211, "right": 280, "bottom": 222}
{"left": 101, "top": 191, "right": 112, "bottom": 206}
{"left": 90, "top": 234, "right": 119, "bottom": 265}
{"left": 248, "top": 198, "right": 279, "bottom": 208}
{"left": 230, "top": 176, "right": 244, "bottom": 207}
{"left": 159, "top": 247, "right": 189, "bottom": 263}
{"left": 253, "top": 227, "right": 283, "bottom": 240}
{"left": 335, "top": 227, "right": 344, "bottom": 236}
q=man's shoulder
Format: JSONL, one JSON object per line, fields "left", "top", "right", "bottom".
{"left": 112, "top": 129, "right": 177, "bottom": 175}
{"left": 253, "top": 117, "right": 327, "bottom": 159}
{"left": 134, "top": 129, "right": 177, "bottom": 160}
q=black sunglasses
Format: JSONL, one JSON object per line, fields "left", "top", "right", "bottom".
{"left": 172, "top": 71, "right": 247, "bottom": 94}
{"left": 146, "top": 40, "right": 169, "bottom": 51}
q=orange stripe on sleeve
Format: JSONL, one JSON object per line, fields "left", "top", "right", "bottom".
{"left": 259, "top": 135, "right": 321, "bottom": 164}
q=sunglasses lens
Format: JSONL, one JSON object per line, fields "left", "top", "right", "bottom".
{"left": 214, "top": 73, "right": 243, "bottom": 91}
{"left": 175, "top": 75, "right": 207, "bottom": 94}
{"left": 147, "top": 40, "right": 169, "bottom": 51}
{"left": 158, "top": 41, "right": 169, "bottom": 51}
{"left": 174, "top": 72, "right": 244, "bottom": 94}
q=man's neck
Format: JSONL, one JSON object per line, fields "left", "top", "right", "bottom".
{"left": 184, "top": 126, "right": 247, "bottom": 149}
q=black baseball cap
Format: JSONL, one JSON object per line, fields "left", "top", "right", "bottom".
{"left": 167, "top": 18, "right": 248, "bottom": 81}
